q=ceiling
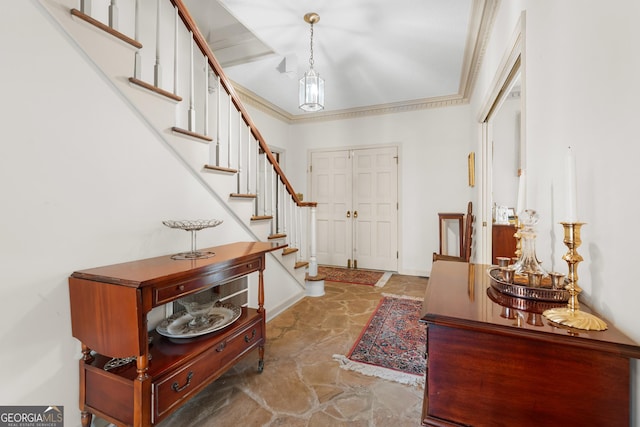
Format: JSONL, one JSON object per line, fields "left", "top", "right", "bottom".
{"left": 183, "top": 0, "right": 495, "bottom": 121}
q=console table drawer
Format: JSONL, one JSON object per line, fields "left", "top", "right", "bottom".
{"left": 153, "top": 312, "right": 263, "bottom": 422}
{"left": 154, "top": 346, "right": 223, "bottom": 420}
{"left": 217, "top": 318, "right": 263, "bottom": 366}
{"left": 153, "top": 258, "right": 263, "bottom": 305}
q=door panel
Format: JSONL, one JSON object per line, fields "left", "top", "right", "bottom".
{"left": 353, "top": 148, "right": 398, "bottom": 271}
{"left": 312, "top": 150, "right": 352, "bottom": 267}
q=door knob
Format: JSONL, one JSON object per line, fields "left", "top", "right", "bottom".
{"left": 354, "top": 211, "right": 358, "bottom": 218}
{"left": 346, "top": 211, "right": 351, "bottom": 218}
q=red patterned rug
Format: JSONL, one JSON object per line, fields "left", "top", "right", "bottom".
{"left": 318, "top": 265, "right": 386, "bottom": 286}
{"left": 333, "top": 294, "right": 426, "bottom": 386}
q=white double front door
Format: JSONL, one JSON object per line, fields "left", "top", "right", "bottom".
{"left": 310, "top": 146, "right": 398, "bottom": 271}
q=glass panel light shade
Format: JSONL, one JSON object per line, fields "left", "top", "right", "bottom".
{"left": 299, "top": 68, "right": 324, "bottom": 112}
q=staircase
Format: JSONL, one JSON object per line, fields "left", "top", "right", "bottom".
{"left": 40, "top": 0, "right": 323, "bottom": 303}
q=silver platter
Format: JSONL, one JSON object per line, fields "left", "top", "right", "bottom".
{"left": 487, "top": 267, "right": 570, "bottom": 302}
{"left": 156, "top": 303, "right": 241, "bottom": 339}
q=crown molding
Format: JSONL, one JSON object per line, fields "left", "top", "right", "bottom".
{"left": 232, "top": 0, "right": 498, "bottom": 124}
{"left": 459, "top": 0, "right": 501, "bottom": 101}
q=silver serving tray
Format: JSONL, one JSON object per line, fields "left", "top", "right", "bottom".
{"left": 487, "top": 267, "right": 569, "bottom": 302}
{"left": 157, "top": 303, "right": 241, "bottom": 339}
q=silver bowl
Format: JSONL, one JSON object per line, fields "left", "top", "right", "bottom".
{"left": 177, "top": 291, "right": 221, "bottom": 328}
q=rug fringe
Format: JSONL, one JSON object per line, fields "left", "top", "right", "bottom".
{"left": 332, "top": 354, "right": 425, "bottom": 387}
{"left": 381, "top": 292, "right": 423, "bottom": 301}
{"left": 375, "top": 272, "right": 393, "bottom": 287}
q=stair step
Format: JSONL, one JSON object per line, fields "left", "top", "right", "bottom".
{"left": 172, "top": 127, "right": 213, "bottom": 143}
{"left": 305, "top": 273, "right": 326, "bottom": 281}
{"left": 70, "top": 8, "right": 142, "bottom": 49}
{"left": 128, "top": 77, "right": 182, "bottom": 102}
{"left": 251, "top": 215, "right": 273, "bottom": 221}
{"left": 202, "top": 164, "right": 238, "bottom": 174}
{"left": 268, "top": 233, "right": 286, "bottom": 240}
{"left": 282, "top": 247, "right": 298, "bottom": 256}
{"left": 230, "top": 193, "right": 257, "bottom": 198}
{"left": 295, "top": 261, "right": 309, "bottom": 269}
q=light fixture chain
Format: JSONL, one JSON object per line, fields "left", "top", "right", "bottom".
{"left": 309, "top": 23, "right": 314, "bottom": 68}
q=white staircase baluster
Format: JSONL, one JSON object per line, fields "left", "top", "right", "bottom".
{"left": 203, "top": 64, "right": 209, "bottom": 136}
{"left": 270, "top": 165, "right": 276, "bottom": 235}
{"left": 133, "top": 0, "right": 141, "bottom": 79}
{"left": 281, "top": 181, "right": 287, "bottom": 238}
{"left": 277, "top": 176, "right": 281, "bottom": 235}
{"left": 215, "top": 75, "right": 221, "bottom": 166}
{"left": 262, "top": 154, "right": 267, "bottom": 216}
{"left": 227, "top": 97, "right": 232, "bottom": 168}
{"left": 246, "top": 131, "right": 251, "bottom": 194}
{"left": 296, "top": 205, "right": 303, "bottom": 260}
{"left": 187, "top": 32, "right": 195, "bottom": 131}
{"left": 173, "top": 6, "right": 178, "bottom": 94}
{"left": 108, "top": 0, "right": 118, "bottom": 30}
{"left": 255, "top": 142, "right": 260, "bottom": 216}
{"left": 154, "top": 0, "right": 161, "bottom": 87}
{"left": 290, "top": 198, "right": 296, "bottom": 250}
{"left": 80, "top": 0, "right": 91, "bottom": 15}
{"left": 292, "top": 203, "right": 298, "bottom": 256}
{"left": 237, "top": 115, "right": 242, "bottom": 194}
{"left": 277, "top": 180, "right": 283, "bottom": 234}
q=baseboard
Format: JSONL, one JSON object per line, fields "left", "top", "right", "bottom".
{"left": 266, "top": 290, "right": 306, "bottom": 322}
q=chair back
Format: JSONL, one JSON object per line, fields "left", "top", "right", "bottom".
{"left": 462, "top": 201, "right": 474, "bottom": 262}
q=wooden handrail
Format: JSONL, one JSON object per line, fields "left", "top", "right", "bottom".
{"left": 170, "top": 0, "right": 309, "bottom": 208}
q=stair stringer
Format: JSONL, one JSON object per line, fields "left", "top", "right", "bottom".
{"left": 37, "top": 0, "right": 308, "bottom": 294}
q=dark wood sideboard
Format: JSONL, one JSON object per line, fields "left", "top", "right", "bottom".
{"left": 491, "top": 223, "right": 517, "bottom": 265}
{"left": 68, "top": 241, "right": 285, "bottom": 427}
{"left": 421, "top": 261, "right": 640, "bottom": 427}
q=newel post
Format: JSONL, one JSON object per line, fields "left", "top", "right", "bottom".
{"left": 308, "top": 204, "right": 318, "bottom": 277}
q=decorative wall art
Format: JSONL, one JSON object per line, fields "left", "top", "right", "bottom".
{"left": 468, "top": 152, "right": 475, "bottom": 187}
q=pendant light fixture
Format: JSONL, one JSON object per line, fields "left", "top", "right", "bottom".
{"left": 299, "top": 12, "right": 324, "bottom": 112}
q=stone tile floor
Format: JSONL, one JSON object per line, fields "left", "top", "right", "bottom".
{"left": 157, "top": 273, "right": 429, "bottom": 427}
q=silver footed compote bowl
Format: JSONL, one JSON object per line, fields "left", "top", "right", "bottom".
{"left": 162, "top": 219, "right": 223, "bottom": 260}
{"left": 177, "top": 291, "right": 221, "bottom": 328}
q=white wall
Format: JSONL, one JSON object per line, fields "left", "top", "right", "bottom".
{"left": 472, "top": 1, "right": 640, "bottom": 424}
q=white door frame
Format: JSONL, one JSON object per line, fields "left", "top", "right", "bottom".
{"left": 477, "top": 12, "right": 526, "bottom": 265}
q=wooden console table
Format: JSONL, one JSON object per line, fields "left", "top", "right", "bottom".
{"left": 421, "top": 261, "right": 640, "bottom": 427}
{"left": 68, "top": 241, "right": 285, "bottom": 427}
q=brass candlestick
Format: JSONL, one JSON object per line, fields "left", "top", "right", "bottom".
{"left": 542, "top": 222, "right": 607, "bottom": 331}
{"left": 513, "top": 218, "right": 522, "bottom": 259}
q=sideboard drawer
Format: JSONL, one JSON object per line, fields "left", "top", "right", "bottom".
{"left": 153, "top": 345, "right": 223, "bottom": 421}
{"left": 218, "top": 318, "right": 264, "bottom": 367}
{"left": 154, "top": 258, "right": 263, "bottom": 305}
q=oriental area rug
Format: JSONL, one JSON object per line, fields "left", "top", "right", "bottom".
{"left": 317, "top": 265, "right": 391, "bottom": 287}
{"left": 333, "top": 294, "right": 426, "bottom": 387}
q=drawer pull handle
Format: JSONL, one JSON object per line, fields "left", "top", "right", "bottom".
{"left": 171, "top": 371, "right": 193, "bottom": 393}
{"left": 244, "top": 329, "right": 257, "bottom": 343}
{"left": 178, "top": 285, "right": 185, "bottom": 291}
{"left": 216, "top": 342, "right": 226, "bottom": 352}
